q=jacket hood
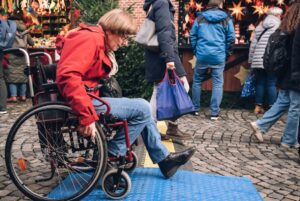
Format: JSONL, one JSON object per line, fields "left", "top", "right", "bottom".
{"left": 143, "top": 0, "right": 156, "bottom": 11}
{"left": 143, "top": 0, "right": 174, "bottom": 12}
{"left": 262, "top": 14, "right": 281, "bottom": 29}
{"left": 201, "top": 8, "right": 228, "bottom": 23}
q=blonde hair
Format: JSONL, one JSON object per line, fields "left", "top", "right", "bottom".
{"left": 98, "top": 9, "right": 137, "bottom": 35}
{"left": 208, "top": 0, "right": 224, "bottom": 7}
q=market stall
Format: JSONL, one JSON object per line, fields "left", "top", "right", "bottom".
{"left": 0, "top": 0, "right": 75, "bottom": 61}
{"left": 177, "top": 0, "right": 289, "bottom": 91}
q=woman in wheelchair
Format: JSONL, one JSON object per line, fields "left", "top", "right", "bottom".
{"left": 56, "top": 9, "right": 195, "bottom": 179}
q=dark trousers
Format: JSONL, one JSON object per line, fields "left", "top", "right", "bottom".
{"left": 0, "top": 52, "right": 7, "bottom": 110}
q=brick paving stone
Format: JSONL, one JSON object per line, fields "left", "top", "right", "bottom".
{"left": 1, "top": 102, "right": 300, "bottom": 201}
{"left": 285, "top": 194, "right": 300, "bottom": 201}
{"left": 0, "top": 190, "right": 10, "bottom": 197}
{"left": 1, "top": 196, "right": 20, "bottom": 201}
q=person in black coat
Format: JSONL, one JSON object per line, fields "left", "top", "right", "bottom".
{"left": 250, "top": 2, "right": 300, "bottom": 148}
{"left": 291, "top": 21, "right": 300, "bottom": 149}
{"left": 143, "top": 0, "right": 191, "bottom": 140}
{"left": 290, "top": 19, "right": 300, "bottom": 93}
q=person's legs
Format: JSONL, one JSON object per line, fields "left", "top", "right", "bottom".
{"left": 281, "top": 90, "right": 300, "bottom": 146}
{"left": 93, "top": 97, "right": 195, "bottom": 178}
{"left": 266, "top": 72, "right": 277, "bottom": 107}
{"left": 210, "top": 64, "right": 225, "bottom": 117}
{"left": 253, "top": 69, "right": 266, "bottom": 114}
{"left": 8, "top": 84, "right": 17, "bottom": 102}
{"left": 18, "top": 83, "right": 27, "bottom": 97}
{"left": 150, "top": 84, "right": 158, "bottom": 121}
{"left": 0, "top": 52, "right": 8, "bottom": 112}
{"left": 256, "top": 90, "right": 290, "bottom": 133}
{"left": 93, "top": 97, "right": 169, "bottom": 163}
{"left": 192, "top": 63, "right": 208, "bottom": 112}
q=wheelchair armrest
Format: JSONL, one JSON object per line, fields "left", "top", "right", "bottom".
{"left": 100, "top": 113, "right": 120, "bottom": 124}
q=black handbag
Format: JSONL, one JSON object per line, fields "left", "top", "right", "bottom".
{"left": 99, "top": 76, "right": 122, "bottom": 98}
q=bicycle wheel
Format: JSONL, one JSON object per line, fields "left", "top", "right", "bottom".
{"left": 5, "top": 103, "right": 107, "bottom": 201}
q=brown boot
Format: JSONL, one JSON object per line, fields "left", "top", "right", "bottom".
{"left": 160, "top": 133, "right": 170, "bottom": 140}
{"left": 254, "top": 105, "right": 264, "bottom": 114}
{"left": 166, "top": 122, "right": 191, "bottom": 140}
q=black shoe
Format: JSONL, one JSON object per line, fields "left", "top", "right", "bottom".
{"left": 158, "top": 146, "right": 196, "bottom": 178}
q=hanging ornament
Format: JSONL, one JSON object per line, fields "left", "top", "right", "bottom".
{"left": 234, "top": 66, "right": 250, "bottom": 85}
{"left": 8, "top": 0, "right": 13, "bottom": 13}
{"left": 196, "top": 2, "right": 203, "bottom": 11}
{"left": 277, "top": 0, "right": 285, "bottom": 6}
{"left": 185, "top": 14, "right": 189, "bottom": 23}
{"left": 60, "top": 0, "right": 66, "bottom": 10}
{"left": 228, "top": 2, "right": 245, "bottom": 21}
{"left": 252, "top": 3, "right": 269, "bottom": 16}
{"left": 41, "top": 0, "right": 49, "bottom": 9}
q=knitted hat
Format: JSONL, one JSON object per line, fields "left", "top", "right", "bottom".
{"left": 268, "top": 7, "right": 283, "bottom": 15}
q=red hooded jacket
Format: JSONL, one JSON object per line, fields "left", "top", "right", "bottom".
{"left": 56, "top": 23, "right": 112, "bottom": 126}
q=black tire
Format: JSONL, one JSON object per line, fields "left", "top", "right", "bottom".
{"left": 102, "top": 169, "right": 131, "bottom": 200}
{"left": 5, "top": 103, "right": 107, "bottom": 201}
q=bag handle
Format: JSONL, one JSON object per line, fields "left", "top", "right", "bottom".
{"left": 257, "top": 28, "right": 270, "bottom": 43}
{"left": 146, "top": 5, "right": 152, "bottom": 17}
{"left": 161, "top": 69, "right": 180, "bottom": 86}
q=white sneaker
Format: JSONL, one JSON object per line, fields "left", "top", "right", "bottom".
{"left": 210, "top": 115, "right": 219, "bottom": 120}
{"left": 0, "top": 110, "right": 7, "bottom": 114}
{"left": 250, "top": 121, "right": 264, "bottom": 142}
{"left": 281, "top": 143, "right": 300, "bottom": 149}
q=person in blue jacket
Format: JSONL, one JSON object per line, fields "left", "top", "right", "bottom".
{"left": 190, "top": 0, "right": 235, "bottom": 120}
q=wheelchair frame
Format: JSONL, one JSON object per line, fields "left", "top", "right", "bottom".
{"left": 4, "top": 48, "right": 138, "bottom": 201}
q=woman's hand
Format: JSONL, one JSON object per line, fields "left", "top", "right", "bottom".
{"left": 77, "top": 122, "right": 96, "bottom": 139}
{"left": 166, "top": 62, "right": 175, "bottom": 70}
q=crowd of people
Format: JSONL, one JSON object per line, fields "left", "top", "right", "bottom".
{"left": 0, "top": 0, "right": 299, "bottom": 181}
{"left": 0, "top": 9, "right": 33, "bottom": 114}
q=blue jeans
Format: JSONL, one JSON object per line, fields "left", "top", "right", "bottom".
{"left": 8, "top": 83, "right": 26, "bottom": 97}
{"left": 256, "top": 89, "right": 300, "bottom": 146}
{"left": 192, "top": 62, "right": 225, "bottom": 116}
{"left": 253, "top": 69, "right": 277, "bottom": 107}
{"left": 93, "top": 97, "right": 169, "bottom": 163}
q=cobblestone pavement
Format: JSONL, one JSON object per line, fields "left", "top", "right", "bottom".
{"left": 0, "top": 101, "right": 299, "bottom": 201}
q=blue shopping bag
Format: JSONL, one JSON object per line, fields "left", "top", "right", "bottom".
{"left": 156, "top": 70, "right": 195, "bottom": 120}
{"left": 241, "top": 71, "right": 255, "bottom": 97}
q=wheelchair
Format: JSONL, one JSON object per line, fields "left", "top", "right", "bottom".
{"left": 4, "top": 48, "right": 138, "bottom": 201}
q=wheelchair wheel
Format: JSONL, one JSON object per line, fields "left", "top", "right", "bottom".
{"left": 5, "top": 103, "right": 107, "bottom": 201}
{"left": 102, "top": 169, "right": 131, "bottom": 200}
{"left": 124, "top": 151, "right": 138, "bottom": 172}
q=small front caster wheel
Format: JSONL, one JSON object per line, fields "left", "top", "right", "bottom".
{"left": 102, "top": 169, "right": 131, "bottom": 199}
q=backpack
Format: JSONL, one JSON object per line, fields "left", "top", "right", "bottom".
{"left": 263, "top": 30, "right": 290, "bottom": 75}
{"left": 0, "top": 19, "right": 17, "bottom": 50}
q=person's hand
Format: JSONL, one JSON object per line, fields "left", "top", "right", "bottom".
{"left": 77, "top": 122, "right": 96, "bottom": 139}
{"left": 166, "top": 62, "right": 175, "bottom": 70}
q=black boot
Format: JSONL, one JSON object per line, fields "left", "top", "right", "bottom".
{"left": 158, "top": 146, "right": 196, "bottom": 178}
{"left": 166, "top": 122, "right": 191, "bottom": 140}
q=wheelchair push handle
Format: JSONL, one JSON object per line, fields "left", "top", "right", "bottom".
{"left": 3, "top": 48, "right": 30, "bottom": 66}
{"left": 30, "top": 52, "right": 53, "bottom": 64}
